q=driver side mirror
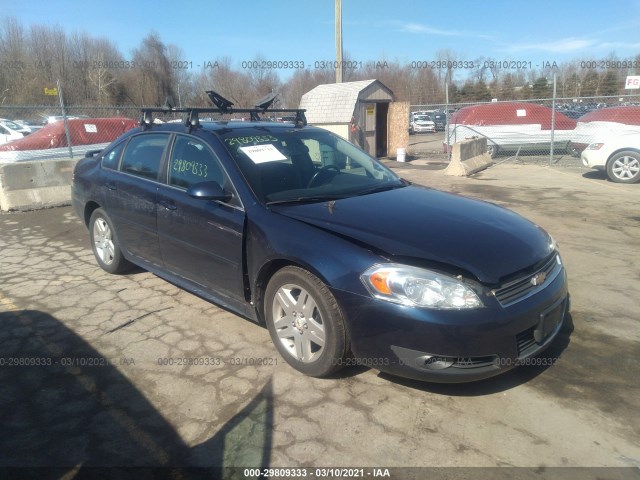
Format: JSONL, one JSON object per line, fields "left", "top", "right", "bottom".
{"left": 187, "top": 181, "right": 232, "bottom": 202}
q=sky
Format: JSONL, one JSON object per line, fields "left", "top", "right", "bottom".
{"left": 3, "top": 0, "right": 640, "bottom": 81}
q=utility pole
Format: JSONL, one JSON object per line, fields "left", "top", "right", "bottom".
{"left": 335, "top": 0, "right": 343, "bottom": 83}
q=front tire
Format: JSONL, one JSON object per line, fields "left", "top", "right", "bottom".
{"left": 606, "top": 151, "right": 640, "bottom": 183}
{"left": 89, "top": 208, "right": 132, "bottom": 274}
{"left": 264, "top": 266, "right": 349, "bottom": 377}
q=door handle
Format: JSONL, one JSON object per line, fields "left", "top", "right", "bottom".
{"left": 158, "top": 199, "right": 177, "bottom": 210}
{"left": 104, "top": 182, "right": 116, "bottom": 190}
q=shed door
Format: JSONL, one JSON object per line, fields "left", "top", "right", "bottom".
{"left": 363, "top": 103, "right": 376, "bottom": 156}
{"left": 376, "top": 103, "right": 389, "bottom": 157}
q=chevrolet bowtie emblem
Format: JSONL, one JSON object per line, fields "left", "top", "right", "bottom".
{"left": 530, "top": 272, "right": 547, "bottom": 286}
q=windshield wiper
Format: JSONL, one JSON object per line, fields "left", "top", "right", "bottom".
{"left": 355, "top": 182, "right": 407, "bottom": 197}
{"left": 266, "top": 194, "right": 347, "bottom": 206}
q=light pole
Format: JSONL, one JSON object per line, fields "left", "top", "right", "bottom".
{"left": 335, "top": 0, "right": 343, "bottom": 83}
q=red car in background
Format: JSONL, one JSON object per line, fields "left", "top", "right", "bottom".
{"left": 0, "top": 117, "right": 138, "bottom": 162}
{"left": 444, "top": 102, "right": 577, "bottom": 157}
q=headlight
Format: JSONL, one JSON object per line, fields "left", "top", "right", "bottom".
{"left": 361, "top": 264, "right": 483, "bottom": 309}
{"left": 587, "top": 143, "right": 604, "bottom": 150}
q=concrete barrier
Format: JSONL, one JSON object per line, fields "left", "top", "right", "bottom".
{"left": 443, "top": 137, "right": 493, "bottom": 176}
{"left": 0, "top": 159, "right": 78, "bottom": 211}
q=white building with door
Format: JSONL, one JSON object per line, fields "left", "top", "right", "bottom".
{"left": 300, "top": 79, "right": 396, "bottom": 158}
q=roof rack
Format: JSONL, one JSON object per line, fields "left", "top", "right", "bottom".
{"left": 139, "top": 90, "right": 307, "bottom": 132}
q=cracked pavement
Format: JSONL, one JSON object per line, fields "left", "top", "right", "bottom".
{"left": 0, "top": 161, "right": 639, "bottom": 477}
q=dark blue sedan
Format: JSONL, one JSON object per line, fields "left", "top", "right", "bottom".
{"left": 72, "top": 109, "right": 568, "bottom": 383}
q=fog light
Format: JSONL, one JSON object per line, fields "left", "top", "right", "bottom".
{"left": 423, "top": 356, "right": 455, "bottom": 370}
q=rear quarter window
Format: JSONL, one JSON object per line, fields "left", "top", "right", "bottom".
{"left": 101, "top": 141, "right": 126, "bottom": 170}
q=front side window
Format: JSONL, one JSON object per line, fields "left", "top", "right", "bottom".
{"left": 168, "top": 135, "right": 224, "bottom": 189}
{"left": 120, "top": 133, "right": 170, "bottom": 180}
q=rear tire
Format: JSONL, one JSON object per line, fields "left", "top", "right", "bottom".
{"left": 487, "top": 143, "right": 499, "bottom": 158}
{"left": 606, "top": 151, "right": 640, "bottom": 183}
{"left": 264, "top": 266, "right": 349, "bottom": 377}
{"left": 89, "top": 208, "right": 132, "bottom": 274}
{"left": 566, "top": 141, "right": 580, "bottom": 157}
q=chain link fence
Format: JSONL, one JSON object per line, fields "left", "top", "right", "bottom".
{"left": 2, "top": 92, "right": 640, "bottom": 164}
{"left": 0, "top": 103, "right": 298, "bottom": 162}
{"left": 410, "top": 93, "right": 640, "bottom": 166}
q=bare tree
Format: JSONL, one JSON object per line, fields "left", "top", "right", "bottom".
{"left": 245, "top": 54, "right": 281, "bottom": 102}
{"left": 166, "top": 44, "right": 195, "bottom": 107}
{"left": 129, "top": 32, "right": 176, "bottom": 106}
{"left": 0, "top": 17, "right": 29, "bottom": 103}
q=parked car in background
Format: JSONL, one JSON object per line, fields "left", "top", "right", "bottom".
{"left": 410, "top": 112, "right": 436, "bottom": 134}
{"left": 429, "top": 111, "right": 447, "bottom": 131}
{"left": 570, "top": 106, "right": 640, "bottom": 155}
{"left": 581, "top": 130, "right": 640, "bottom": 183}
{"left": 445, "top": 102, "right": 577, "bottom": 157}
{"left": 42, "top": 114, "right": 90, "bottom": 125}
{"left": 72, "top": 98, "right": 568, "bottom": 383}
{"left": 0, "top": 118, "right": 32, "bottom": 135}
{"left": 0, "top": 120, "right": 27, "bottom": 145}
{"left": 0, "top": 117, "right": 138, "bottom": 162}
{"left": 13, "top": 119, "right": 43, "bottom": 133}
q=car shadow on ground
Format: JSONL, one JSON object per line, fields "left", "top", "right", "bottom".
{"left": 0, "top": 309, "right": 273, "bottom": 477}
{"left": 376, "top": 312, "right": 575, "bottom": 396}
{"left": 582, "top": 170, "right": 609, "bottom": 181}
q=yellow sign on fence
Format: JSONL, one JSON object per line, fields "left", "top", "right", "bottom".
{"left": 44, "top": 87, "right": 58, "bottom": 96}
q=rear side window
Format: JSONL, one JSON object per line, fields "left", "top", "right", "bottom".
{"left": 120, "top": 133, "right": 170, "bottom": 180}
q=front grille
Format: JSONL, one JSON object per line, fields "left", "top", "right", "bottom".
{"left": 494, "top": 254, "right": 561, "bottom": 306}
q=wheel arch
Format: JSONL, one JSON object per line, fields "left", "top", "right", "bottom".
{"left": 83, "top": 201, "right": 101, "bottom": 227}
{"left": 252, "top": 258, "right": 333, "bottom": 325}
{"left": 607, "top": 147, "right": 640, "bottom": 166}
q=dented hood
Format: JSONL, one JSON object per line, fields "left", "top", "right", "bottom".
{"left": 272, "top": 185, "right": 552, "bottom": 284}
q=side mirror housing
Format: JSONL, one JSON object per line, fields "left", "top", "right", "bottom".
{"left": 187, "top": 181, "right": 232, "bottom": 202}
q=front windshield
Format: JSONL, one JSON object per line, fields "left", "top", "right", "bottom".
{"left": 219, "top": 127, "right": 404, "bottom": 204}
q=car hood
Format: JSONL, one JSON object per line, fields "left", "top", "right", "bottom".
{"left": 271, "top": 185, "right": 552, "bottom": 284}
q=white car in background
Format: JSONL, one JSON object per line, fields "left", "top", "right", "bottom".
{"left": 570, "top": 106, "right": 640, "bottom": 155}
{"left": 409, "top": 112, "right": 436, "bottom": 134}
{"left": 581, "top": 131, "right": 640, "bottom": 183}
{"left": 0, "top": 120, "right": 27, "bottom": 145}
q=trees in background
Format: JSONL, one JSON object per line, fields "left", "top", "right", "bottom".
{"left": 1, "top": 17, "right": 638, "bottom": 109}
